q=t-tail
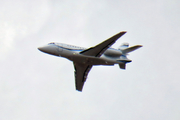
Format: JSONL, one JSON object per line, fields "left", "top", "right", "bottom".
{"left": 118, "top": 43, "right": 142, "bottom": 69}
{"left": 118, "top": 43, "right": 129, "bottom": 50}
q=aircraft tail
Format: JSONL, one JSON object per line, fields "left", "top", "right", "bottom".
{"left": 117, "top": 43, "right": 142, "bottom": 70}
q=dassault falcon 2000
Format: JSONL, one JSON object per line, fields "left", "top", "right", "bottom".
{"left": 38, "top": 31, "right": 142, "bottom": 91}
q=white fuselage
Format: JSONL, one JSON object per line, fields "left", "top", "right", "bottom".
{"left": 38, "top": 42, "right": 130, "bottom": 66}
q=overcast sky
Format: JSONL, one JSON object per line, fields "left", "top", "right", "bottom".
{"left": 0, "top": 0, "right": 180, "bottom": 120}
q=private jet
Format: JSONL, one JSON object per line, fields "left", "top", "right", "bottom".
{"left": 38, "top": 31, "right": 142, "bottom": 91}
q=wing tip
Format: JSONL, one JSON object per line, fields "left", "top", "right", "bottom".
{"left": 76, "top": 88, "right": 83, "bottom": 92}
{"left": 120, "top": 31, "right": 127, "bottom": 34}
{"left": 116, "top": 31, "right": 126, "bottom": 36}
{"left": 121, "top": 31, "right": 127, "bottom": 33}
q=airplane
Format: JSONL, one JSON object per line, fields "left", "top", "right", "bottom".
{"left": 38, "top": 31, "right": 142, "bottom": 91}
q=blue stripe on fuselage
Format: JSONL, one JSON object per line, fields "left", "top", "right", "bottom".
{"left": 49, "top": 44, "right": 84, "bottom": 52}
{"left": 49, "top": 44, "right": 120, "bottom": 52}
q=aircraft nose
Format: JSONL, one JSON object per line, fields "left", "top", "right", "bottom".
{"left": 38, "top": 46, "right": 48, "bottom": 52}
{"left": 38, "top": 45, "right": 54, "bottom": 53}
{"left": 38, "top": 45, "right": 59, "bottom": 56}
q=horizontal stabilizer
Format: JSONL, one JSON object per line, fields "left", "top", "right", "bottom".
{"left": 122, "top": 45, "right": 142, "bottom": 54}
{"left": 117, "top": 59, "right": 132, "bottom": 63}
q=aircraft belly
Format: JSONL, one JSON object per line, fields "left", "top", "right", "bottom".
{"left": 71, "top": 54, "right": 115, "bottom": 65}
{"left": 59, "top": 49, "right": 73, "bottom": 58}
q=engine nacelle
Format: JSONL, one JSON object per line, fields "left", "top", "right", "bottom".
{"left": 104, "top": 48, "right": 122, "bottom": 57}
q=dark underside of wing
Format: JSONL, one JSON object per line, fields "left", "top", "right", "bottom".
{"left": 73, "top": 62, "right": 92, "bottom": 91}
{"left": 80, "top": 31, "right": 126, "bottom": 57}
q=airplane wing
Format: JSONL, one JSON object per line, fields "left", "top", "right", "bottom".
{"left": 73, "top": 62, "right": 93, "bottom": 91}
{"left": 80, "top": 31, "right": 126, "bottom": 57}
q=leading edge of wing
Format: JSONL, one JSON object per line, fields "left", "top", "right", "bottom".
{"left": 73, "top": 62, "right": 93, "bottom": 92}
{"left": 80, "top": 31, "right": 127, "bottom": 57}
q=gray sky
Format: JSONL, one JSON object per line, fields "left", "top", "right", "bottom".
{"left": 0, "top": 0, "right": 180, "bottom": 120}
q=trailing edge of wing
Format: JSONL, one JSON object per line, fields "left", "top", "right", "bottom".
{"left": 80, "top": 31, "right": 127, "bottom": 57}
{"left": 73, "top": 62, "right": 93, "bottom": 91}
